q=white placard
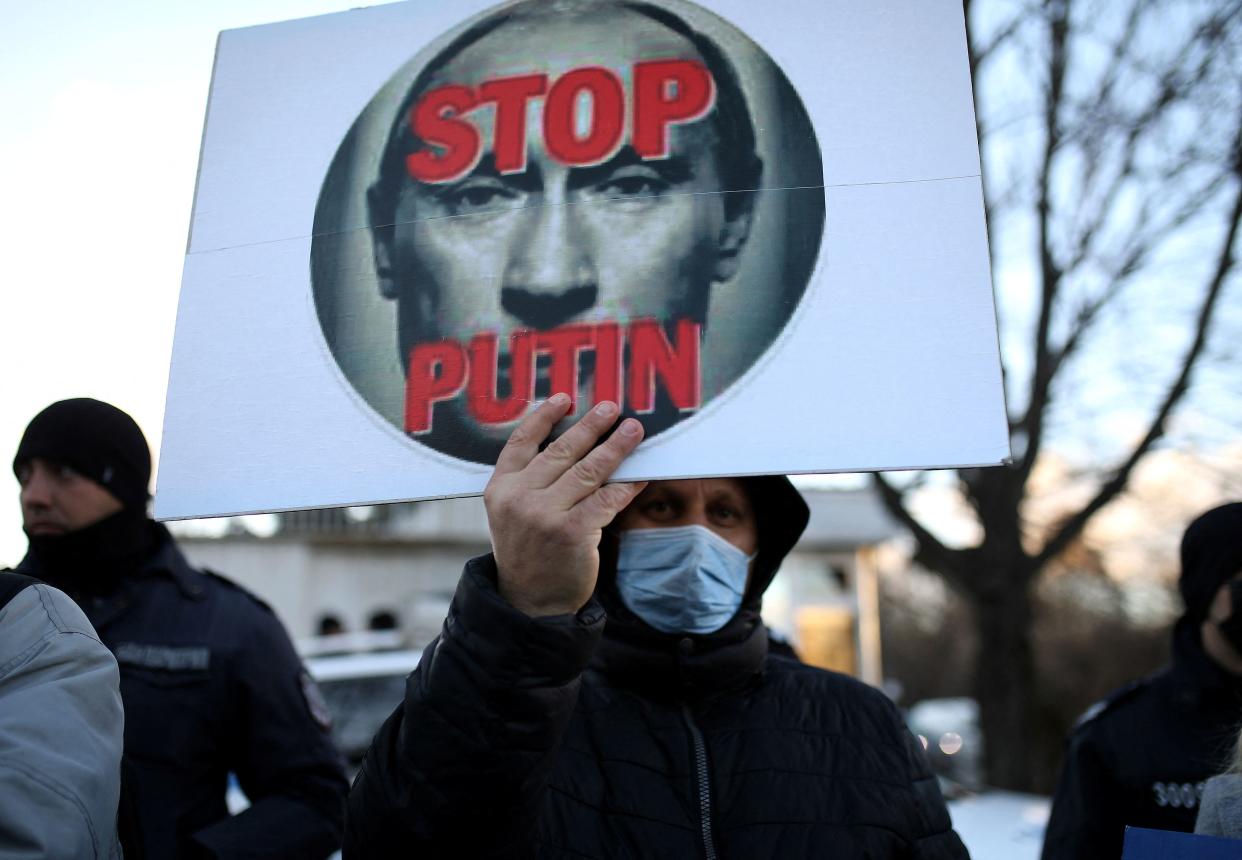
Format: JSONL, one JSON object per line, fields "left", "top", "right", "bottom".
{"left": 157, "top": 0, "right": 1009, "bottom": 520}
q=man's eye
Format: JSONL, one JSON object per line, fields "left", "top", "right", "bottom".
{"left": 643, "top": 500, "right": 674, "bottom": 518}
{"left": 597, "top": 172, "right": 668, "bottom": 199}
{"left": 440, "top": 182, "right": 519, "bottom": 215}
{"left": 713, "top": 501, "right": 753, "bottom": 526}
{"left": 56, "top": 465, "right": 79, "bottom": 480}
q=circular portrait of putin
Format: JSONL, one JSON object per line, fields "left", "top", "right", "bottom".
{"left": 311, "top": 0, "right": 825, "bottom": 465}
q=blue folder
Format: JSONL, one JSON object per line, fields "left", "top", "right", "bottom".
{"left": 1123, "top": 827, "right": 1242, "bottom": 858}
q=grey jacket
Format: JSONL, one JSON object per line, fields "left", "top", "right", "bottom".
{"left": 1195, "top": 773, "right": 1242, "bottom": 840}
{"left": 0, "top": 579, "right": 124, "bottom": 859}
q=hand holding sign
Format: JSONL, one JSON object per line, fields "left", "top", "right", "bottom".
{"left": 484, "top": 395, "right": 646, "bottom": 617}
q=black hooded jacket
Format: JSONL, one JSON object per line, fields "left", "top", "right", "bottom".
{"left": 344, "top": 478, "right": 967, "bottom": 858}
{"left": 1041, "top": 502, "right": 1242, "bottom": 860}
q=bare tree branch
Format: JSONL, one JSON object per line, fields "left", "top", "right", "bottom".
{"left": 1064, "top": 4, "right": 1240, "bottom": 275}
{"left": 1018, "top": 0, "right": 1072, "bottom": 483}
{"left": 1043, "top": 165, "right": 1232, "bottom": 386}
{"left": 968, "top": 3, "right": 1031, "bottom": 75}
{"left": 1035, "top": 148, "right": 1242, "bottom": 569}
{"left": 1066, "top": 0, "right": 1151, "bottom": 197}
{"left": 871, "top": 473, "right": 964, "bottom": 586}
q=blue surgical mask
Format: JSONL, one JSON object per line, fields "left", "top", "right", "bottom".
{"left": 614, "top": 525, "right": 757, "bottom": 636}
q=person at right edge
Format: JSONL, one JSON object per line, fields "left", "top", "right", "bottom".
{"left": 344, "top": 396, "right": 968, "bottom": 858}
{"left": 1042, "top": 502, "right": 1242, "bottom": 858}
{"left": 1195, "top": 724, "right": 1242, "bottom": 840}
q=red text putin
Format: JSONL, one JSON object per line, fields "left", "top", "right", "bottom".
{"left": 404, "top": 318, "right": 702, "bottom": 433}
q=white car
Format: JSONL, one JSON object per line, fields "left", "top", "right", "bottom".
{"left": 305, "top": 648, "right": 424, "bottom": 767}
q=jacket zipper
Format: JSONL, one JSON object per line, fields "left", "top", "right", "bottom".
{"left": 682, "top": 704, "right": 719, "bottom": 860}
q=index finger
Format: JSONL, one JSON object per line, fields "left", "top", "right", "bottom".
{"left": 492, "top": 393, "right": 573, "bottom": 476}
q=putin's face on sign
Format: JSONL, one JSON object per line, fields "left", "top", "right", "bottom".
{"left": 369, "top": 1, "right": 761, "bottom": 463}
{"left": 310, "top": 0, "right": 824, "bottom": 465}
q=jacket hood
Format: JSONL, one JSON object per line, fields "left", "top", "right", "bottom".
{"left": 736, "top": 475, "right": 812, "bottom": 608}
{"left": 1179, "top": 502, "right": 1242, "bottom": 625}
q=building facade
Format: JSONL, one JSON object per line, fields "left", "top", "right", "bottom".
{"left": 175, "top": 488, "right": 899, "bottom": 681}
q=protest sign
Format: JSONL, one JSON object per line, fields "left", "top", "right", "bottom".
{"left": 156, "top": 0, "right": 1009, "bottom": 519}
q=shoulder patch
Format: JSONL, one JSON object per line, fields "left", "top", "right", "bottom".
{"left": 300, "top": 669, "right": 334, "bottom": 732}
{"left": 1073, "top": 678, "right": 1148, "bottom": 730}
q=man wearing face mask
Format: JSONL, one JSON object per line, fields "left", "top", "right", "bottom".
{"left": 1042, "top": 501, "right": 1242, "bottom": 860}
{"left": 345, "top": 396, "right": 967, "bottom": 858}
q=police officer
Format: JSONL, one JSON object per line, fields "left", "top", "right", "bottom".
{"left": 1041, "top": 502, "right": 1242, "bottom": 859}
{"left": 12, "top": 398, "right": 348, "bottom": 859}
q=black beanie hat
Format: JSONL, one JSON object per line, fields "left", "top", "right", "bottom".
{"left": 1178, "top": 502, "right": 1242, "bottom": 624}
{"left": 13, "top": 399, "right": 152, "bottom": 510}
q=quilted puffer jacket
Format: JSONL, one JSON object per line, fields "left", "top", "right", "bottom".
{"left": 344, "top": 478, "right": 967, "bottom": 859}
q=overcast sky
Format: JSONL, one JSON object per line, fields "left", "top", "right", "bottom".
{"left": 0, "top": 0, "right": 394, "bottom": 566}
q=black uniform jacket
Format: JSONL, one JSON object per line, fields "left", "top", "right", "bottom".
{"left": 18, "top": 531, "right": 348, "bottom": 860}
{"left": 344, "top": 555, "right": 968, "bottom": 859}
{"left": 1041, "top": 621, "right": 1242, "bottom": 860}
